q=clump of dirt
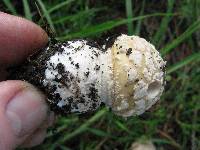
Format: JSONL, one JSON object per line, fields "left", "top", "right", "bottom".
{"left": 8, "top": 38, "right": 104, "bottom": 115}
{"left": 8, "top": 40, "right": 67, "bottom": 114}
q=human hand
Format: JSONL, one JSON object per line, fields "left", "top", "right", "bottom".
{"left": 0, "top": 12, "right": 55, "bottom": 150}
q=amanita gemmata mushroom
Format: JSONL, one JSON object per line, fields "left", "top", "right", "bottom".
{"left": 10, "top": 34, "right": 166, "bottom": 117}
{"left": 102, "top": 34, "right": 166, "bottom": 117}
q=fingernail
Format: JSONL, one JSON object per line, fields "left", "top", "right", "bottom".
{"left": 6, "top": 84, "right": 48, "bottom": 137}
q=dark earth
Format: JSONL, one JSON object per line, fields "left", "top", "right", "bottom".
{"left": 8, "top": 39, "right": 105, "bottom": 115}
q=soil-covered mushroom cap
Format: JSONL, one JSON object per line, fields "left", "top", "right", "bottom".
{"left": 9, "top": 34, "right": 166, "bottom": 117}
{"left": 43, "top": 40, "right": 103, "bottom": 114}
{"left": 102, "top": 34, "right": 166, "bottom": 117}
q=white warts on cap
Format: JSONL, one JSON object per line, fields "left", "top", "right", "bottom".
{"left": 102, "top": 34, "right": 166, "bottom": 117}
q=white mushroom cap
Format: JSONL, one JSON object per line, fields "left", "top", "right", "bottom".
{"left": 101, "top": 34, "right": 166, "bottom": 117}
{"left": 43, "top": 40, "right": 102, "bottom": 114}
{"left": 130, "top": 141, "right": 156, "bottom": 150}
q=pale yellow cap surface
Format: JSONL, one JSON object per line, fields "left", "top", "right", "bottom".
{"left": 103, "top": 34, "right": 166, "bottom": 117}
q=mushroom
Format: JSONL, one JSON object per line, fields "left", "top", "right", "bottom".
{"left": 40, "top": 40, "right": 103, "bottom": 114}
{"left": 101, "top": 34, "right": 166, "bottom": 117}
{"left": 10, "top": 34, "right": 166, "bottom": 117}
{"left": 130, "top": 140, "right": 156, "bottom": 150}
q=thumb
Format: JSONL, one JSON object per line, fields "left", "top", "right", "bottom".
{"left": 0, "top": 80, "right": 49, "bottom": 150}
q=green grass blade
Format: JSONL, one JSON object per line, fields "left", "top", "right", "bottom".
{"left": 36, "top": 0, "right": 56, "bottom": 33}
{"left": 53, "top": 8, "right": 105, "bottom": 25}
{"left": 48, "top": 0, "right": 75, "bottom": 14}
{"left": 167, "top": 52, "right": 200, "bottom": 74}
{"left": 135, "top": 0, "right": 145, "bottom": 35}
{"left": 59, "top": 145, "right": 71, "bottom": 150}
{"left": 53, "top": 108, "right": 107, "bottom": 146}
{"left": 58, "top": 13, "right": 174, "bottom": 40}
{"left": 161, "top": 19, "right": 200, "bottom": 56}
{"left": 53, "top": 15, "right": 74, "bottom": 24}
{"left": 47, "top": 117, "right": 79, "bottom": 138}
{"left": 2, "top": 0, "right": 17, "bottom": 15}
{"left": 87, "top": 128, "right": 111, "bottom": 137}
{"left": 152, "top": 0, "right": 174, "bottom": 46}
{"left": 125, "top": 0, "right": 134, "bottom": 35}
{"left": 22, "top": 0, "right": 32, "bottom": 20}
{"left": 115, "top": 120, "right": 130, "bottom": 133}
{"left": 58, "top": 19, "right": 121, "bottom": 39}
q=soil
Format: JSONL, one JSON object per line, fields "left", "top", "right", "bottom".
{"left": 8, "top": 39, "right": 104, "bottom": 115}
{"left": 8, "top": 40, "right": 69, "bottom": 114}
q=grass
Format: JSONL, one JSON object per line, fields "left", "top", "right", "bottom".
{"left": 125, "top": 0, "right": 134, "bottom": 35}
{"left": 36, "top": 0, "right": 56, "bottom": 33}
{"left": 161, "top": 19, "right": 200, "bottom": 56}
{"left": 22, "top": 0, "right": 32, "bottom": 20}
{"left": 2, "top": 0, "right": 17, "bottom": 15}
{"left": 134, "top": 0, "right": 145, "bottom": 35}
{"left": 152, "top": 0, "right": 175, "bottom": 46}
{"left": 57, "top": 13, "right": 175, "bottom": 40}
{"left": 166, "top": 52, "right": 200, "bottom": 74}
{"left": 2, "top": 0, "right": 200, "bottom": 150}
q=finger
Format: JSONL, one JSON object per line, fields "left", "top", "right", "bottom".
{"left": 20, "top": 128, "right": 47, "bottom": 148}
{"left": 46, "top": 111, "right": 56, "bottom": 128}
{"left": 0, "top": 12, "right": 48, "bottom": 66}
{"left": 0, "top": 80, "right": 49, "bottom": 149}
{"left": 40, "top": 111, "right": 56, "bottom": 129}
{"left": 20, "top": 111, "right": 55, "bottom": 148}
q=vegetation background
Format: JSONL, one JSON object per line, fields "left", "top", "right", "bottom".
{"left": 1, "top": 0, "right": 200, "bottom": 149}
